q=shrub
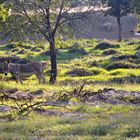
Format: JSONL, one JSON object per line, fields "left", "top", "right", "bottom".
{"left": 106, "top": 62, "right": 139, "bottom": 70}
{"left": 88, "top": 60, "right": 98, "bottom": 67}
{"left": 68, "top": 48, "right": 88, "bottom": 55}
{"left": 92, "top": 125, "right": 111, "bottom": 136}
{"left": 124, "top": 128, "right": 140, "bottom": 138}
{"left": 20, "top": 45, "right": 32, "bottom": 49}
{"left": 136, "top": 46, "right": 140, "bottom": 50}
{"left": 71, "top": 42, "right": 81, "bottom": 48}
{"left": 110, "top": 75, "right": 140, "bottom": 84}
{"left": 95, "top": 42, "right": 120, "bottom": 50}
{"left": 1, "top": 43, "right": 16, "bottom": 50}
{"left": 111, "top": 55, "right": 137, "bottom": 61}
{"left": 66, "top": 68, "right": 93, "bottom": 76}
{"left": 31, "top": 47, "right": 42, "bottom": 52}
{"left": 66, "top": 67, "right": 107, "bottom": 77}
{"left": 17, "top": 49, "right": 26, "bottom": 54}
{"left": 11, "top": 48, "right": 19, "bottom": 52}
{"left": 102, "top": 49, "right": 118, "bottom": 55}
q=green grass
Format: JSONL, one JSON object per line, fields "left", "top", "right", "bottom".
{"left": 0, "top": 38, "right": 140, "bottom": 91}
{"left": 0, "top": 106, "right": 139, "bottom": 140}
{"left": 0, "top": 39, "right": 140, "bottom": 140}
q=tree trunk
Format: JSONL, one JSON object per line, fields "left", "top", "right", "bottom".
{"left": 117, "top": 16, "right": 122, "bottom": 42}
{"left": 49, "top": 39, "right": 57, "bottom": 84}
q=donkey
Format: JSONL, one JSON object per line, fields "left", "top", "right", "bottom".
{"left": 3, "top": 62, "right": 46, "bottom": 84}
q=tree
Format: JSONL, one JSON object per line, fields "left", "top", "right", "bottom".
{"left": 102, "top": 0, "right": 135, "bottom": 41}
{"left": 134, "top": 0, "right": 140, "bottom": 14}
{"left": 2, "top": 0, "right": 94, "bottom": 84}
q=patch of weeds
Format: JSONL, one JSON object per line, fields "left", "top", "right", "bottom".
{"left": 136, "top": 46, "right": 140, "bottom": 50}
{"left": 66, "top": 68, "right": 93, "bottom": 77}
{"left": 74, "top": 105, "right": 87, "bottom": 112}
{"left": 88, "top": 60, "right": 98, "bottom": 67}
{"left": 123, "top": 127, "right": 140, "bottom": 138}
{"left": 95, "top": 42, "right": 120, "bottom": 50}
{"left": 111, "top": 54, "right": 137, "bottom": 61}
{"left": 102, "top": 49, "right": 118, "bottom": 55}
{"left": 91, "top": 125, "right": 112, "bottom": 136}
{"left": 71, "top": 42, "right": 81, "bottom": 48}
{"left": 66, "top": 67, "right": 107, "bottom": 77}
{"left": 68, "top": 48, "right": 88, "bottom": 55}
{"left": 17, "top": 49, "right": 26, "bottom": 54}
{"left": 110, "top": 75, "right": 140, "bottom": 84}
{"left": 3, "top": 43, "right": 16, "bottom": 50}
{"left": 106, "top": 61, "right": 139, "bottom": 70}
{"left": 31, "top": 47, "right": 42, "bottom": 52}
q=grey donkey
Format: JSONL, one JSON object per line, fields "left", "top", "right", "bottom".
{"left": 3, "top": 62, "right": 46, "bottom": 84}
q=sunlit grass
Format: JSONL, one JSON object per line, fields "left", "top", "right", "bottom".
{"left": 0, "top": 39, "right": 140, "bottom": 139}
{"left": 0, "top": 106, "right": 139, "bottom": 140}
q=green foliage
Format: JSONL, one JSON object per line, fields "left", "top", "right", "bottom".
{"left": 0, "top": 39, "right": 140, "bottom": 85}
{"left": 124, "top": 127, "right": 140, "bottom": 138}
{"left": 66, "top": 67, "right": 107, "bottom": 77}
{"left": 95, "top": 42, "right": 120, "bottom": 50}
{"left": 0, "top": 5, "right": 8, "bottom": 22}
{"left": 106, "top": 61, "right": 139, "bottom": 70}
{"left": 0, "top": 106, "right": 139, "bottom": 139}
{"left": 102, "top": 0, "right": 135, "bottom": 17}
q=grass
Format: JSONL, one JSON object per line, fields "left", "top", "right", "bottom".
{"left": 0, "top": 39, "right": 140, "bottom": 139}
{"left": 0, "top": 106, "right": 139, "bottom": 140}
{"left": 0, "top": 39, "right": 140, "bottom": 91}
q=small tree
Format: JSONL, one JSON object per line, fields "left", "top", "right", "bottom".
{"left": 102, "top": 0, "right": 135, "bottom": 41}
{"left": 2, "top": 0, "right": 94, "bottom": 84}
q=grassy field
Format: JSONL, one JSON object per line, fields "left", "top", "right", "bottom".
{"left": 0, "top": 39, "right": 140, "bottom": 139}
{"left": 0, "top": 105, "right": 139, "bottom": 140}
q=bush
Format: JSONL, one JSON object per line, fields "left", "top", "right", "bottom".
{"left": 17, "top": 49, "right": 26, "bottom": 54}
{"left": 111, "top": 55, "right": 137, "bottom": 61}
{"left": 31, "top": 47, "right": 42, "bottom": 52}
{"left": 71, "top": 42, "right": 81, "bottom": 48}
{"left": 136, "top": 46, "right": 140, "bottom": 50}
{"left": 92, "top": 125, "right": 111, "bottom": 136}
{"left": 88, "top": 60, "right": 98, "bottom": 67}
{"left": 124, "top": 128, "right": 140, "bottom": 138}
{"left": 110, "top": 75, "right": 140, "bottom": 84}
{"left": 68, "top": 48, "right": 88, "bottom": 55}
{"left": 102, "top": 49, "right": 118, "bottom": 55}
{"left": 106, "top": 62, "right": 139, "bottom": 70}
{"left": 66, "top": 68, "right": 93, "bottom": 76}
{"left": 66, "top": 67, "right": 107, "bottom": 77}
{"left": 95, "top": 42, "right": 120, "bottom": 50}
{"left": 20, "top": 45, "right": 32, "bottom": 49}
{"left": 1, "top": 43, "right": 16, "bottom": 50}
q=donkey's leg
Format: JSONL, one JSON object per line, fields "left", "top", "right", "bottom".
{"left": 41, "top": 74, "right": 46, "bottom": 84}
